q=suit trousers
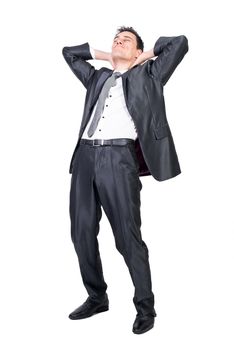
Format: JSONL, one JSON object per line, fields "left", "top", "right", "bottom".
{"left": 69, "top": 138, "right": 156, "bottom": 317}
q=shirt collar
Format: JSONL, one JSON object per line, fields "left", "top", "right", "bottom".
{"left": 113, "top": 69, "right": 128, "bottom": 74}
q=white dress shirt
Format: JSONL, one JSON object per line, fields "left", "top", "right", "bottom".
{"left": 81, "top": 47, "right": 138, "bottom": 140}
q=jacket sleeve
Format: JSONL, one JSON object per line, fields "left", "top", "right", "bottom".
{"left": 62, "top": 42, "right": 96, "bottom": 89}
{"left": 151, "top": 35, "right": 188, "bottom": 85}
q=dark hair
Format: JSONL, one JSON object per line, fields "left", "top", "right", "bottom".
{"left": 115, "top": 26, "right": 144, "bottom": 51}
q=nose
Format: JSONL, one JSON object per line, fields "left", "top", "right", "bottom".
{"left": 116, "top": 39, "right": 123, "bottom": 45}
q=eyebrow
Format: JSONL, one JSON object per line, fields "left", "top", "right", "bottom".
{"left": 114, "top": 35, "right": 134, "bottom": 41}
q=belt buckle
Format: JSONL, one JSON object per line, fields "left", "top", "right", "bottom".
{"left": 92, "top": 139, "right": 104, "bottom": 146}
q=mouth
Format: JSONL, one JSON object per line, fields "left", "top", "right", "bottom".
{"left": 113, "top": 46, "right": 124, "bottom": 50}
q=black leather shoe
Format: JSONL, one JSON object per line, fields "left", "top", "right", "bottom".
{"left": 69, "top": 294, "right": 109, "bottom": 320}
{"left": 132, "top": 313, "right": 155, "bottom": 334}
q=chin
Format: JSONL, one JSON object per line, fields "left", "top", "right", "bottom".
{"left": 112, "top": 55, "right": 124, "bottom": 61}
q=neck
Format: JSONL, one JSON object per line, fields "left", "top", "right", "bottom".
{"left": 113, "top": 59, "right": 136, "bottom": 71}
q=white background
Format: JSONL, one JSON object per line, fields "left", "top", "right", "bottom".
{"left": 0, "top": 0, "right": 233, "bottom": 349}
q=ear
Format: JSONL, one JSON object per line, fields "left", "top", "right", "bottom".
{"left": 135, "top": 49, "right": 143, "bottom": 58}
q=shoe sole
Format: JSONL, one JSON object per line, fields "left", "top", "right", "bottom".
{"left": 69, "top": 305, "right": 109, "bottom": 320}
{"left": 132, "top": 322, "right": 154, "bottom": 334}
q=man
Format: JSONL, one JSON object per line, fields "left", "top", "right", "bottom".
{"left": 62, "top": 26, "right": 188, "bottom": 334}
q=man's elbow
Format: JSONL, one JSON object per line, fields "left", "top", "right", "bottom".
{"left": 62, "top": 47, "right": 68, "bottom": 57}
{"left": 179, "top": 35, "right": 189, "bottom": 53}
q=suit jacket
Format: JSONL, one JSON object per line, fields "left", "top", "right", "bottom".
{"left": 62, "top": 35, "right": 189, "bottom": 181}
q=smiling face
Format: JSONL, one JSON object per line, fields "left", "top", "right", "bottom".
{"left": 111, "top": 31, "right": 142, "bottom": 63}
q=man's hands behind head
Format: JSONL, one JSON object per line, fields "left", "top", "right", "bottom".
{"left": 129, "top": 49, "right": 156, "bottom": 69}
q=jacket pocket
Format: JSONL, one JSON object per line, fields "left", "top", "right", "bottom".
{"left": 153, "top": 123, "right": 170, "bottom": 139}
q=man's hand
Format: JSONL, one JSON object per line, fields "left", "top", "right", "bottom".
{"left": 130, "top": 49, "right": 156, "bottom": 68}
{"left": 92, "top": 48, "right": 156, "bottom": 70}
{"left": 93, "top": 49, "right": 116, "bottom": 69}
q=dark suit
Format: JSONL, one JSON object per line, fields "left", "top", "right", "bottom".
{"left": 62, "top": 35, "right": 189, "bottom": 181}
{"left": 62, "top": 35, "right": 188, "bottom": 317}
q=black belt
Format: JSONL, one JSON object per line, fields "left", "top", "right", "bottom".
{"left": 80, "top": 138, "right": 135, "bottom": 146}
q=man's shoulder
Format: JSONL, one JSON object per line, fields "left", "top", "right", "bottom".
{"left": 86, "top": 67, "right": 113, "bottom": 89}
{"left": 91, "top": 67, "right": 112, "bottom": 80}
{"left": 98, "top": 67, "right": 113, "bottom": 74}
{"left": 126, "top": 60, "right": 159, "bottom": 81}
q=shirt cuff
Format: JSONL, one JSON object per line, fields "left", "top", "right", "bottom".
{"left": 89, "top": 46, "right": 95, "bottom": 59}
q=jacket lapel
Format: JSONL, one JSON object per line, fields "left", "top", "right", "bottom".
{"left": 90, "top": 70, "right": 113, "bottom": 112}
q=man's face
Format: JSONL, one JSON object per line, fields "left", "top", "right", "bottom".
{"left": 111, "top": 31, "right": 142, "bottom": 62}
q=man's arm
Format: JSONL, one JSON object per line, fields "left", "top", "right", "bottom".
{"left": 62, "top": 43, "right": 96, "bottom": 88}
{"left": 90, "top": 48, "right": 115, "bottom": 68}
{"left": 130, "top": 35, "right": 188, "bottom": 85}
{"left": 152, "top": 35, "right": 189, "bottom": 85}
{"left": 129, "top": 49, "right": 156, "bottom": 68}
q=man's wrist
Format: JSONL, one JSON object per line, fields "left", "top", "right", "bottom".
{"left": 92, "top": 49, "right": 111, "bottom": 61}
{"left": 145, "top": 48, "right": 155, "bottom": 60}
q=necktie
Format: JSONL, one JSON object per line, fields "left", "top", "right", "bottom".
{"left": 87, "top": 72, "right": 122, "bottom": 137}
